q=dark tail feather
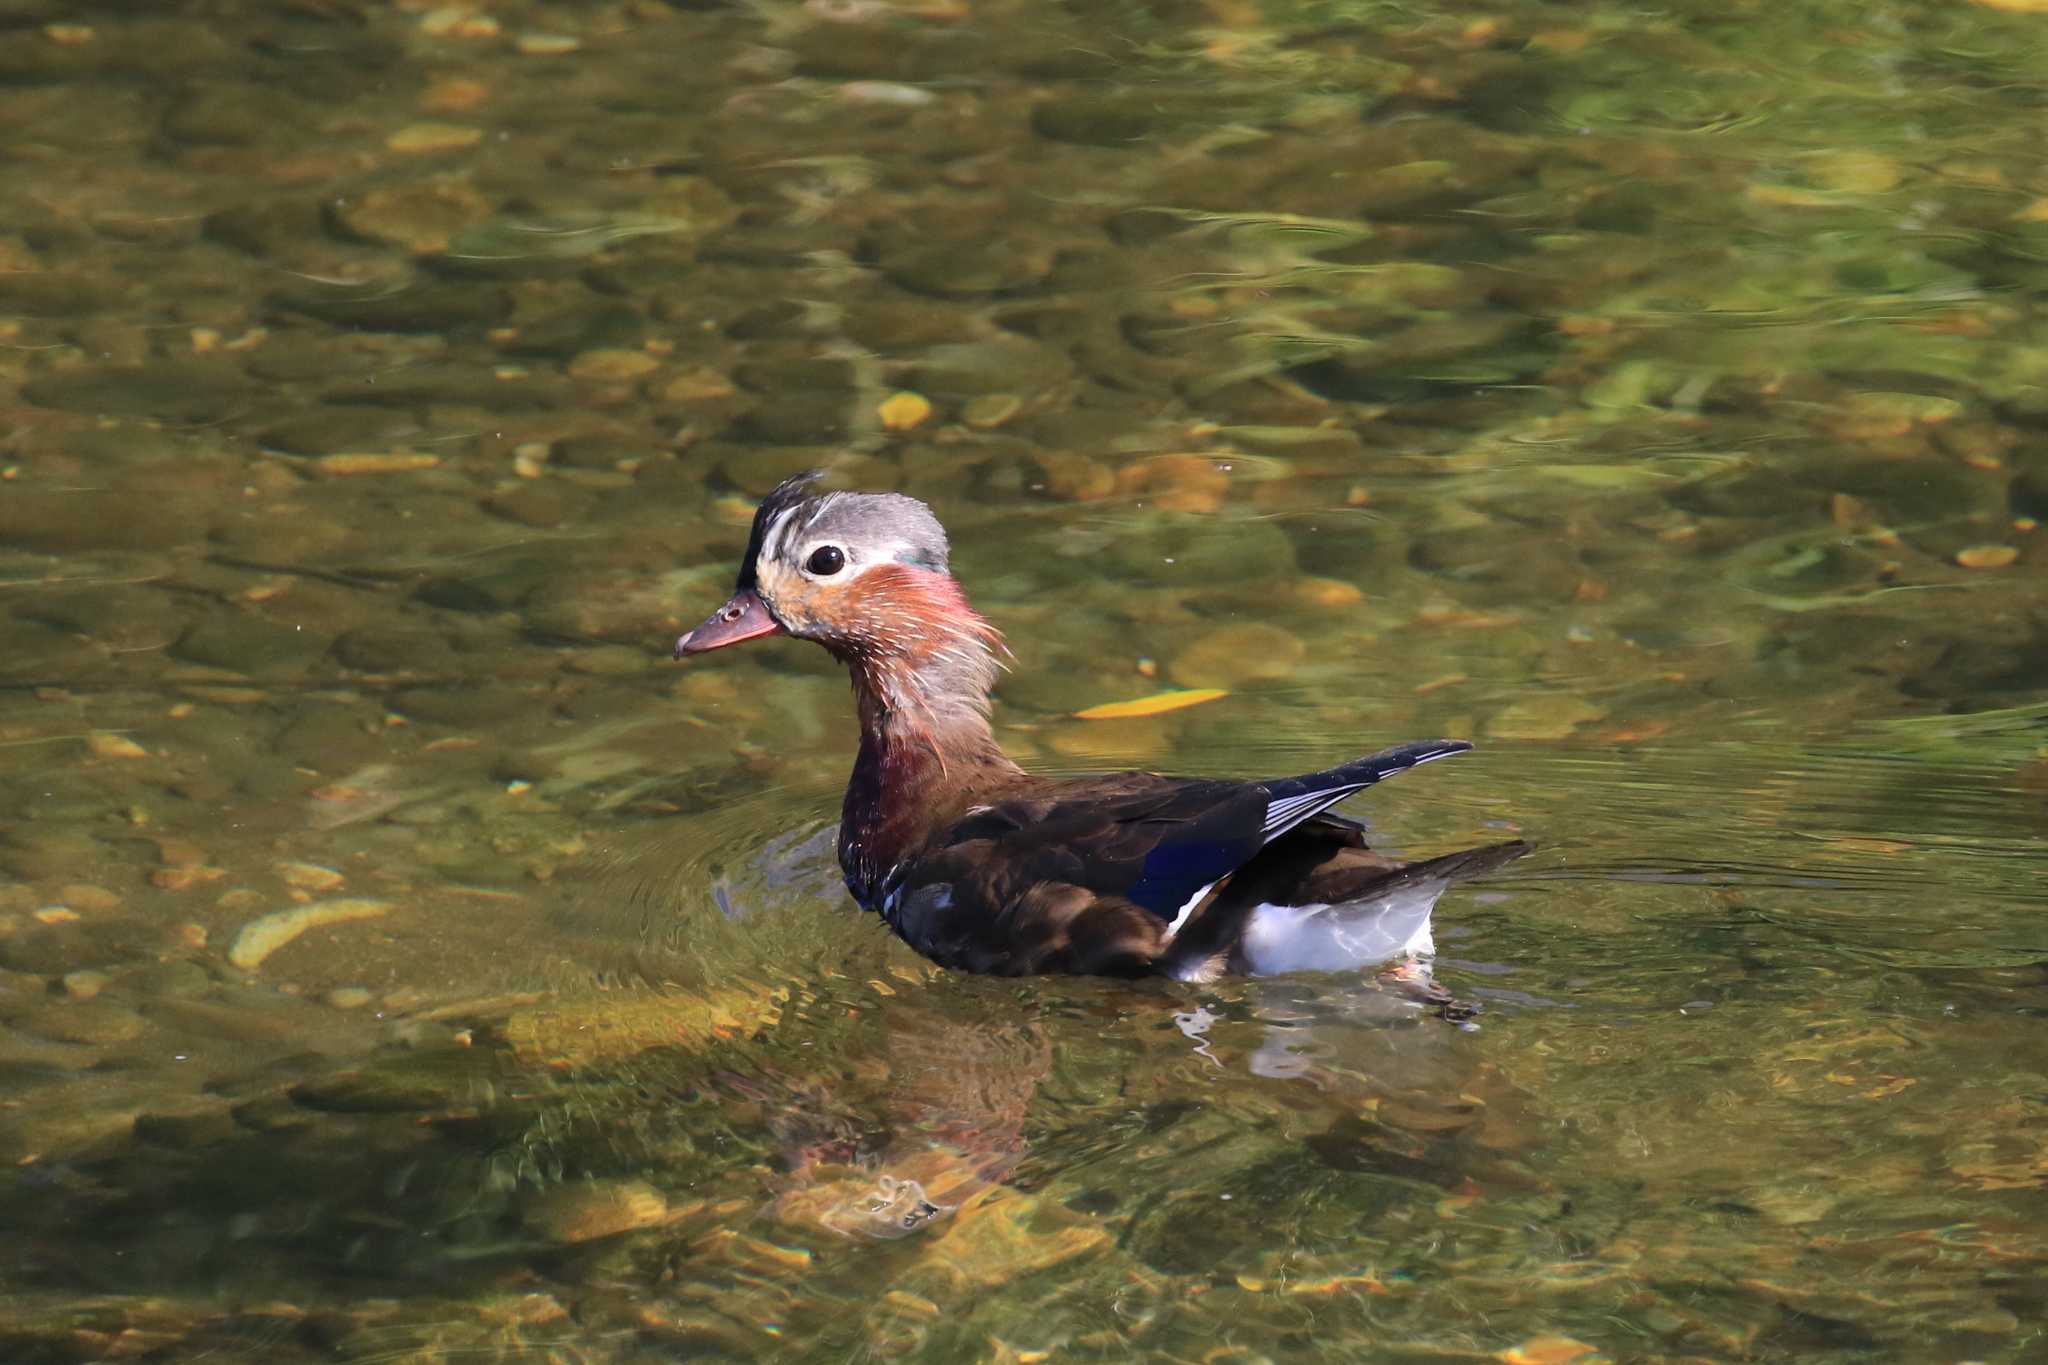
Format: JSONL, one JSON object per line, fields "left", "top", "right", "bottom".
{"left": 1356, "top": 838, "right": 1532, "bottom": 897}
{"left": 1264, "top": 739, "right": 1473, "bottom": 805}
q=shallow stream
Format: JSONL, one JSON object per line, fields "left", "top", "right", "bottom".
{"left": 2, "top": 1, "right": 2045, "bottom": 1360}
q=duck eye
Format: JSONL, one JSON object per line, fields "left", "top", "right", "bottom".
{"left": 806, "top": 544, "right": 846, "bottom": 576}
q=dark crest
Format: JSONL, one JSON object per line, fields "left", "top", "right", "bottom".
{"left": 735, "top": 469, "right": 824, "bottom": 591}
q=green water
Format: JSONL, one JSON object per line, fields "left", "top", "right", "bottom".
{"left": 1, "top": 0, "right": 2045, "bottom": 1359}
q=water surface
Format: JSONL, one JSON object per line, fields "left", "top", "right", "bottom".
{"left": 1, "top": 0, "right": 2045, "bottom": 1360}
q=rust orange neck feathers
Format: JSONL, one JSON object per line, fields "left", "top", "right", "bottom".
{"left": 825, "top": 564, "right": 1007, "bottom": 748}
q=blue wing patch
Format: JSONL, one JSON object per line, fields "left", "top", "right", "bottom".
{"left": 1125, "top": 836, "right": 1258, "bottom": 918}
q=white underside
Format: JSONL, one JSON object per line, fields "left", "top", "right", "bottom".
{"left": 1236, "top": 881, "right": 1447, "bottom": 976}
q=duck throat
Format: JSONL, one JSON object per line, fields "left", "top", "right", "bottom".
{"left": 833, "top": 614, "right": 1017, "bottom": 904}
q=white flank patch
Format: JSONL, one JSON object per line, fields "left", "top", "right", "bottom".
{"left": 1237, "top": 882, "right": 1447, "bottom": 976}
{"left": 1162, "top": 879, "right": 1220, "bottom": 941}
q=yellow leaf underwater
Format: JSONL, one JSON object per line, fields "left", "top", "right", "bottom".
{"left": 1073, "top": 688, "right": 1227, "bottom": 720}
{"left": 876, "top": 390, "right": 933, "bottom": 431}
{"left": 1498, "top": 1336, "right": 1604, "bottom": 1365}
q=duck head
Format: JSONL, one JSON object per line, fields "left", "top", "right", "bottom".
{"left": 676, "top": 472, "right": 1006, "bottom": 733}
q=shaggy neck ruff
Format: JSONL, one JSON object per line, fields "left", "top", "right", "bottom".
{"left": 829, "top": 567, "right": 1021, "bottom": 897}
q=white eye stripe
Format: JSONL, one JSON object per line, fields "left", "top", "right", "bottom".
{"left": 761, "top": 506, "right": 802, "bottom": 560}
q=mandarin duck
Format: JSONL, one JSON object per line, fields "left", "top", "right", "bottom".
{"left": 676, "top": 474, "right": 1527, "bottom": 990}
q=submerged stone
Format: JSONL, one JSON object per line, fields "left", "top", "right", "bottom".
{"left": 332, "top": 180, "right": 496, "bottom": 254}
{"left": 500, "top": 303, "right": 649, "bottom": 359}
{"left": 132, "top": 1107, "right": 242, "bottom": 1149}
{"left": 483, "top": 482, "right": 596, "bottom": 528}
{"left": 163, "top": 83, "right": 313, "bottom": 146}
{"left": 0, "top": 491, "right": 205, "bottom": 554}
{"left": 386, "top": 121, "right": 484, "bottom": 154}
{"left": 1487, "top": 693, "right": 1607, "bottom": 740}
{"left": 523, "top": 1180, "right": 673, "bottom": 1243}
{"left": 1168, "top": 623, "right": 1307, "bottom": 689}
{"left": 15, "top": 998, "right": 148, "bottom": 1046}
{"left": 273, "top": 278, "right": 511, "bottom": 332}
{"left": 1815, "top": 456, "right": 2003, "bottom": 521}
{"left": 731, "top": 391, "right": 855, "bottom": 444}
{"left": 22, "top": 362, "right": 253, "bottom": 424}
{"left": 1102, "top": 511, "right": 1298, "bottom": 590}
{"left": 288, "top": 1059, "right": 463, "bottom": 1113}
{"left": 1031, "top": 90, "right": 1213, "bottom": 147}
{"left": 59, "top": 969, "right": 111, "bottom": 1000}
{"left": 229, "top": 898, "right": 395, "bottom": 970}
{"left": 173, "top": 613, "right": 329, "bottom": 675}
{"left": 260, "top": 406, "right": 423, "bottom": 456}
{"left": 415, "top": 558, "right": 556, "bottom": 613}
{"left": 881, "top": 239, "right": 1051, "bottom": 298}
{"left": 0, "top": 1101, "right": 141, "bottom": 1165}
{"left": 567, "top": 348, "right": 661, "bottom": 383}
{"left": 20, "top": 585, "right": 187, "bottom": 652}
{"left": 204, "top": 196, "right": 328, "bottom": 258}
